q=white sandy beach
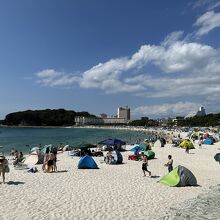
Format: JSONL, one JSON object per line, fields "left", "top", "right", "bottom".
{"left": 1, "top": 139, "right": 220, "bottom": 220}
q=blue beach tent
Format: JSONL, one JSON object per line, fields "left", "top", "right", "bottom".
{"left": 202, "top": 138, "right": 214, "bottom": 145}
{"left": 78, "top": 155, "right": 98, "bottom": 169}
{"left": 130, "top": 146, "right": 144, "bottom": 152}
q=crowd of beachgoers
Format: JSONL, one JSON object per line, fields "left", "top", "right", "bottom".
{"left": 0, "top": 126, "right": 220, "bottom": 219}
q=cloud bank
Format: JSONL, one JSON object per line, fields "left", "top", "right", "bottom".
{"left": 35, "top": 12, "right": 220, "bottom": 118}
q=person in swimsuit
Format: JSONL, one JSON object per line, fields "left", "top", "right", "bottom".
{"left": 165, "top": 155, "right": 173, "bottom": 173}
{"left": 142, "top": 155, "right": 151, "bottom": 177}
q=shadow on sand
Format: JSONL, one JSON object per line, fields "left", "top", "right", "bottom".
{"left": 7, "top": 181, "right": 25, "bottom": 185}
{"left": 150, "top": 175, "right": 160, "bottom": 179}
{"left": 54, "top": 170, "right": 68, "bottom": 173}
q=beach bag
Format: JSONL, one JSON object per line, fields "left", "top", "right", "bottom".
{"left": 27, "top": 167, "right": 38, "bottom": 173}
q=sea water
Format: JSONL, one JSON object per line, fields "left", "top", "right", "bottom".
{"left": 0, "top": 127, "right": 151, "bottom": 154}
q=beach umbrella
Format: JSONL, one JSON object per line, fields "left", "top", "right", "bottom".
{"left": 98, "top": 138, "right": 126, "bottom": 146}
{"left": 214, "top": 153, "right": 220, "bottom": 163}
{"left": 130, "top": 146, "right": 144, "bottom": 152}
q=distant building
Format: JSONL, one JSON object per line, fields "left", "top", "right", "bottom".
{"left": 172, "top": 116, "right": 185, "bottom": 126}
{"left": 196, "top": 107, "right": 206, "bottom": 116}
{"left": 74, "top": 116, "right": 128, "bottom": 125}
{"left": 185, "top": 106, "right": 206, "bottom": 118}
{"left": 74, "top": 116, "right": 103, "bottom": 125}
{"left": 100, "top": 113, "right": 108, "bottom": 118}
{"left": 117, "top": 106, "right": 130, "bottom": 120}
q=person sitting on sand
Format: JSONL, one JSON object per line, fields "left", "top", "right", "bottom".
{"left": 18, "top": 151, "right": 24, "bottom": 162}
{"left": 105, "top": 151, "right": 112, "bottom": 164}
{"left": 164, "top": 155, "right": 173, "bottom": 173}
{"left": 142, "top": 155, "right": 151, "bottom": 177}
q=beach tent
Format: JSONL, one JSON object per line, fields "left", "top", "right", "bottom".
{"left": 41, "top": 144, "right": 57, "bottom": 154}
{"left": 144, "top": 150, "right": 155, "bottom": 160}
{"left": 179, "top": 140, "right": 195, "bottom": 149}
{"left": 154, "top": 140, "right": 162, "bottom": 147}
{"left": 203, "top": 138, "right": 214, "bottom": 145}
{"left": 130, "top": 146, "right": 144, "bottom": 152}
{"left": 214, "top": 153, "right": 220, "bottom": 163}
{"left": 191, "top": 132, "right": 199, "bottom": 140}
{"left": 213, "top": 134, "right": 220, "bottom": 142}
{"left": 111, "top": 150, "right": 123, "bottom": 164}
{"left": 159, "top": 165, "right": 197, "bottom": 187}
{"left": 30, "top": 147, "right": 40, "bottom": 153}
{"left": 139, "top": 142, "right": 150, "bottom": 151}
{"left": 24, "top": 153, "right": 44, "bottom": 166}
{"left": 78, "top": 155, "right": 98, "bottom": 169}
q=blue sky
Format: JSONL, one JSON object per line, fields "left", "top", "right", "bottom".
{"left": 1, "top": 0, "right": 220, "bottom": 119}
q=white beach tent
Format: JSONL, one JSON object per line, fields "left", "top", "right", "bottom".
{"left": 154, "top": 140, "right": 162, "bottom": 147}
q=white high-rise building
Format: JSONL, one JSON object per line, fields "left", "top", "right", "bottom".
{"left": 185, "top": 106, "right": 206, "bottom": 118}
{"left": 117, "top": 106, "right": 130, "bottom": 120}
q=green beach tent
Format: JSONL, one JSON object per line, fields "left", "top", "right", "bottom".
{"left": 139, "top": 142, "right": 150, "bottom": 151}
{"left": 214, "top": 153, "right": 220, "bottom": 163}
{"left": 144, "top": 150, "right": 155, "bottom": 160}
{"left": 159, "top": 165, "right": 197, "bottom": 187}
{"left": 179, "top": 140, "right": 195, "bottom": 149}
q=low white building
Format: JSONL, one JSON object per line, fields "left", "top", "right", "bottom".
{"left": 75, "top": 116, "right": 128, "bottom": 125}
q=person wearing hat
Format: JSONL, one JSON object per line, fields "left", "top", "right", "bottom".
{"left": 0, "top": 154, "right": 8, "bottom": 184}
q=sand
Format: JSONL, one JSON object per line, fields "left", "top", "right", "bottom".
{"left": 1, "top": 139, "right": 220, "bottom": 220}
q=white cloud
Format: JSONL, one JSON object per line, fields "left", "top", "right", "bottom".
{"left": 194, "top": 11, "right": 220, "bottom": 36}
{"left": 35, "top": 35, "right": 220, "bottom": 99}
{"left": 132, "top": 102, "right": 201, "bottom": 118}
{"left": 36, "top": 69, "right": 81, "bottom": 87}
{"left": 190, "top": 0, "right": 220, "bottom": 10}
{"left": 208, "top": 1, "right": 220, "bottom": 10}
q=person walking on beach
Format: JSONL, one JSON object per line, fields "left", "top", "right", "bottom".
{"left": 142, "top": 155, "right": 151, "bottom": 177}
{"left": 164, "top": 155, "right": 173, "bottom": 173}
{"left": 0, "top": 155, "right": 9, "bottom": 184}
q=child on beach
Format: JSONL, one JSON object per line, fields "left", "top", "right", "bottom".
{"left": 198, "top": 138, "right": 202, "bottom": 148}
{"left": 185, "top": 143, "right": 189, "bottom": 154}
{"left": 164, "top": 155, "right": 173, "bottom": 173}
{"left": 142, "top": 155, "right": 151, "bottom": 177}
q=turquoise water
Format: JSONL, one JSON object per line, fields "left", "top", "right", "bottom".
{"left": 0, "top": 127, "right": 150, "bottom": 154}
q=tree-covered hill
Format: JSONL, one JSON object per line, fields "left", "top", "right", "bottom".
{"left": 2, "top": 109, "right": 96, "bottom": 126}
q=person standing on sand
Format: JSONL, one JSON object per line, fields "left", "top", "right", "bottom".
{"left": 198, "top": 138, "right": 202, "bottom": 148}
{"left": 185, "top": 142, "right": 189, "bottom": 154}
{"left": 42, "top": 147, "right": 50, "bottom": 171}
{"left": 142, "top": 155, "right": 151, "bottom": 177}
{"left": 164, "top": 155, "right": 173, "bottom": 173}
{"left": 0, "top": 155, "right": 9, "bottom": 184}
